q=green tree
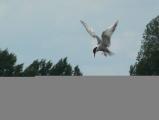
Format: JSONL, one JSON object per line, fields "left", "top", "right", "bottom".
{"left": 0, "top": 49, "right": 23, "bottom": 76}
{"left": 73, "top": 65, "right": 83, "bottom": 76}
{"left": 13, "top": 64, "right": 24, "bottom": 76}
{"left": 130, "top": 15, "right": 159, "bottom": 75}
{"left": 50, "top": 57, "right": 73, "bottom": 76}
{"left": 23, "top": 58, "right": 83, "bottom": 76}
{"left": 23, "top": 60, "right": 40, "bottom": 76}
{"left": 38, "top": 59, "right": 53, "bottom": 75}
{"left": 0, "top": 49, "right": 83, "bottom": 76}
{"left": 23, "top": 59, "right": 53, "bottom": 76}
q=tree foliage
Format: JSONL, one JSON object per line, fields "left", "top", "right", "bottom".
{"left": 73, "top": 65, "right": 83, "bottom": 76}
{"left": 23, "top": 60, "right": 41, "bottom": 76}
{"left": 23, "top": 59, "right": 53, "bottom": 76}
{"left": 0, "top": 49, "right": 83, "bottom": 76}
{"left": 130, "top": 15, "right": 159, "bottom": 75}
{"left": 0, "top": 49, "right": 24, "bottom": 76}
{"left": 50, "top": 57, "right": 72, "bottom": 76}
{"left": 23, "top": 57, "right": 83, "bottom": 76}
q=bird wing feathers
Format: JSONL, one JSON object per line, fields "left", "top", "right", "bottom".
{"left": 101, "top": 20, "right": 118, "bottom": 47}
{"left": 80, "top": 20, "right": 101, "bottom": 44}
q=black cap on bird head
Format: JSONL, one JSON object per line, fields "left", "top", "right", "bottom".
{"left": 93, "top": 47, "right": 97, "bottom": 58}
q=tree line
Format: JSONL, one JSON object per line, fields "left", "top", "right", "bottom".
{"left": 130, "top": 15, "right": 159, "bottom": 75}
{"left": 0, "top": 49, "right": 82, "bottom": 76}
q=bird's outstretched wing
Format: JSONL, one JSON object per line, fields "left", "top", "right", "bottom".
{"left": 101, "top": 20, "right": 118, "bottom": 47}
{"left": 80, "top": 20, "right": 101, "bottom": 44}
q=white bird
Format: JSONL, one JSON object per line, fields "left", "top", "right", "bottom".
{"left": 80, "top": 20, "right": 118, "bottom": 57}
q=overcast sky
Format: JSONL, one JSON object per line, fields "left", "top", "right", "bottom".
{"left": 0, "top": 0, "right": 159, "bottom": 75}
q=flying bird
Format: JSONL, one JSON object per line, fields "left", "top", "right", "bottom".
{"left": 80, "top": 20, "right": 118, "bottom": 57}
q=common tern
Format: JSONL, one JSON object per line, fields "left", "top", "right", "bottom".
{"left": 80, "top": 20, "right": 118, "bottom": 57}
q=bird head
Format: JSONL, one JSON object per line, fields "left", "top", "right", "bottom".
{"left": 93, "top": 47, "right": 97, "bottom": 58}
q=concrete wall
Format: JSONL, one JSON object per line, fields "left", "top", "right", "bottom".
{"left": 0, "top": 76, "right": 159, "bottom": 120}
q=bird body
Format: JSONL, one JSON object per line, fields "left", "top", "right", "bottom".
{"left": 80, "top": 20, "right": 118, "bottom": 57}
